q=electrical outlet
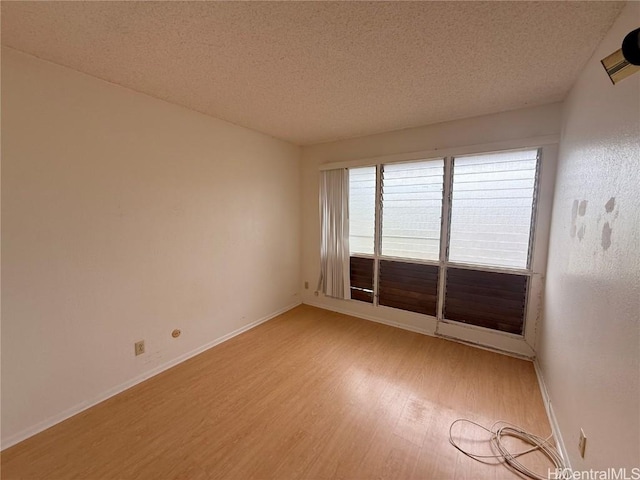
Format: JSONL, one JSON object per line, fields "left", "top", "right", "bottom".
{"left": 134, "top": 340, "right": 145, "bottom": 356}
{"left": 578, "top": 429, "right": 587, "bottom": 458}
{"left": 304, "top": 281, "right": 309, "bottom": 289}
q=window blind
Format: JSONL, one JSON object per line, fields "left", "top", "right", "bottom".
{"left": 348, "top": 166, "right": 376, "bottom": 255}
{"left": 381, "top": 159, "right": 444, "bottom": 261}
{"left": 449, "top": 150, "right": 538, "bottom": 269}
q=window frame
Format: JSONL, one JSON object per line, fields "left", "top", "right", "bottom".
{"left": 346, "top": 147, "right": 543, "bottom": 339}
{"left": 350, "top": 158, "right": 446, "bottom": 308}
{"left": 437, "top": 148, "right": 542, "bottom": 336}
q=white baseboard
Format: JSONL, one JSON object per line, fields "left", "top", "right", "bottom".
{"left": 533, "top": 359, "right": 571, "bottom": 470}
{"left": 303, "top": 300, "right": 534, "bottom": 360}
{"left": 1, "top": 301, "right": 301, "bottom": 451}
{"left": 303, "top": 299, "right": 432, "bottom": 336}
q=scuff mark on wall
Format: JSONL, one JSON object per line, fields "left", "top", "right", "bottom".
{"left": 570, "top": 199, "right": 588, "bottom": 240}
{"left": 605, "top": 196, "right": 615, "bottom": 213}
{"left": 570, "top": 199, "right": 579, "bottom": 238}
{"left": 577, "top": 224, "right": 586, "bottom": 241}
{"left": 569, "top": 198, "right": 618, "bottom": 249}
{"left": 600, "top": 197, "right": 617, "bottom": 251}
{"left": 601, "top": 222, "right": 612, "bottom": 250}
{"left": 578, "top": 200, "right": 588, "bottom": 216}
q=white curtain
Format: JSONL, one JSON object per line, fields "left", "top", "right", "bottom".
{"left": 317, "top": 168, "right": 350, "bottom": 299}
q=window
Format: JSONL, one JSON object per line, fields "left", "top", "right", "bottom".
{"left": 347, "top": 148, "right": 541, "bottom": 336}
{"left": 449, "top": 150, "right": 538, "bottom": 269}
{"left": 348, "top": 166, "right": 376, "bottom": 302}
{"left": 381, "top": 160, "right": 444, "bottom": 261}
{"left": 347, "top": 158, "right": 444, "bottom": 315}
{"left": 378, "top": 259, "right": 439, "bottom": 316}
{"left": 443, "top": 268, "right": 528, "bottom": 335}
{"left": 348, "top": 166, "right": 376, "bottom": 256}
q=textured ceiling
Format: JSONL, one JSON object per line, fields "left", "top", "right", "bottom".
{"left": 1, "top": 1, "right": 625, "bottom": 145}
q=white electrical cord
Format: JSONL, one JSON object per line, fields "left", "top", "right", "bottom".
{"left": 449, "top": 419, "right": 570, "bottom": 480}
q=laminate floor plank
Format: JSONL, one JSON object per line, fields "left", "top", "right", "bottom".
{"left": 1, "top": 305, "right": 553, "bottom": 479}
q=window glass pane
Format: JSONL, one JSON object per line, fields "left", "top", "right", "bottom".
{"left": 349, "top": 166, "right": 376, "bottom": 255}
{"left": 381, "top": 159, "right": 444, "bottom": 261}
{"left": 449, "top": 149, "right": 538, "bottom": 269}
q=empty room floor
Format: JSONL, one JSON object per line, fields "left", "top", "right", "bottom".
{"left": 1, "top": 305, "right": 553, "bottom": 479}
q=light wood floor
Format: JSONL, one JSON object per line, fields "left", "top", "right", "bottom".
{"left": 2, "top": 305, "right": 554, "bottom": 480}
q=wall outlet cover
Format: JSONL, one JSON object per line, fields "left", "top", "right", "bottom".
{"left": 578, "top": 429, "right": 587, "bottom": 458}
{"left": 134, "top": 340, "right": 145, "bottom": 356}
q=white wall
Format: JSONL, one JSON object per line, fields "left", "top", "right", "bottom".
{"left": 301, "top": 103, "right": 561, "bottom": 354}
{"left": 538, "top": 2, "right": 640, "bottom": 470}
{"left": 1, "top": 48, "right": 301, "bottom": 447}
